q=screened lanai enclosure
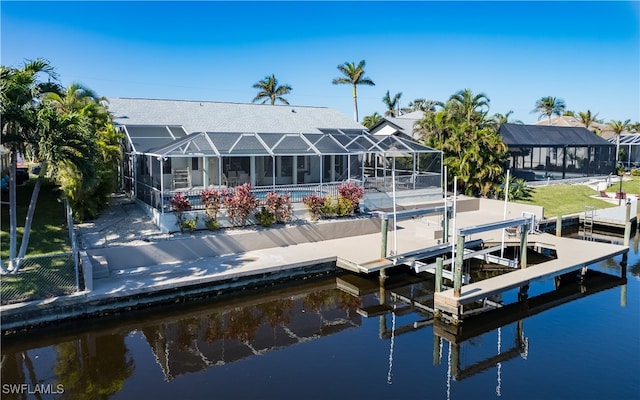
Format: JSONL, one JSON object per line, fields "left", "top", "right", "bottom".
{"left": 499, "top": 123, "right": 616, "bottom": 181}
{"left": 611, "top": 134, "right": 640, "bottom": 169}
{"left": 120, "top": 125, "right": 442, "bottom": 214}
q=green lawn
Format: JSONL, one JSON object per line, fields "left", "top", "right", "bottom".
{"left": 1, "top": 178, "right": 70, "bottom": 260}
{"left": 515, "top": 176, "right": 640, "bottom": 218}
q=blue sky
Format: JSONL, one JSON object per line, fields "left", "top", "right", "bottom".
{"left": 2, "top": 1, "right": 639, "bottom": 125}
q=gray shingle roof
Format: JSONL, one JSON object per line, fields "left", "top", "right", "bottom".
{"left": 107, "top": 97, "right": 365, "bottom": 134}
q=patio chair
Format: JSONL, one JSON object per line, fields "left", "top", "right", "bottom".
{"left": 599, "top": 191, "right": 612, "bottom": 198}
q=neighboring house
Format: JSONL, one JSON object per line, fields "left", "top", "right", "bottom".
{"left": 367, "top": 111, "right": 424, "bottom": 141}
{"left": 499, "top": 123, "right": 615, "bottom": 181}
{"left": 534, "top": 115, "right": 617, "bottom": 139}
{"left": 107, "top": 98, "right": 442, "bottom": 231}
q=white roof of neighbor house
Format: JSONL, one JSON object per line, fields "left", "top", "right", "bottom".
{"left": 106, "top": 97, "right": 366, "bottom": 134}
{"left": 369, "top": 111, "right": 424, "bottom": 140}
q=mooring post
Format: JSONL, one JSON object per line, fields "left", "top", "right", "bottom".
{"left": 381, "top": 216, "right": 389, "bottom": 259}
{"left": 435, "top": 257, "right": 444, "bottom": 293}
{"left": 442, "top": 208, "right": 449, "bottom": 244}
{"left": 433, "top": 335, "right": 441, "bottom": 366}
{"left": 624, "top": 199, "right": 631, "bottom": 247}
{"left": 556, "top": 215, "right": 563, "bottom": 237}
{"left": 520, "top": 223, "right": 528, "bottom": 269}
{"left": 454, "top": 235, "right": 464, "bottom": 297}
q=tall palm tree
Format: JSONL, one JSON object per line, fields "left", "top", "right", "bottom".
{"left": 362, "top": 112, "right": 383, "bottom": 129}
{"left": 251, "top": 74, "right": 292, "bottom": 105}
{"left": 577, "top": 110, "right": 601, "bottom": 131}
{"left": 449, "top": 88, "right": 490, "bottom": 125}
{"left": 382, "top": 91, "right": 402, "bottom": 117}
{"left": 608, "top": 119, "right": 631, "bottom": 164}
{"left": 1, "top": 58, "right": 60, "bottom": 271}
{"left": 14, "top": 106, "right": 97, "bottom": 269}
{"left": 332, "top": 60, "right": 375, "bottom": 122}
{"left": 533, "top": 96, "right": 566, "bottom": 124}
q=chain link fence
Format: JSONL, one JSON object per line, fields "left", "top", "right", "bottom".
{"left": 1, "top": 254, "right": 79, "bottom": 305}
{"left": 1, "top": 200, "right": 83, "bottom": 305}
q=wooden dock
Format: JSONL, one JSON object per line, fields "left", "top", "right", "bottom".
{"left": 433, "top": 233, "right": 628, "bottom": 319}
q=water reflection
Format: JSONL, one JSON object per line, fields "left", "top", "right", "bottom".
{"left": 141, "top": 286, "right": 362, "bottom": 381}
{"left": 0, "top": 239, "right": 634, "bottom": 399}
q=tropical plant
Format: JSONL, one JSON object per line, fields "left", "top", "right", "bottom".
{"left": 223, "top": 183, "right": 259, "bottom": 226}
{"left": 200, "top": 188, "right": 223, "bottom": 226}
{"left": 403, "top": 98, "right": 436, "bottom": 113}
{"left": 494, "top": 175, "right": 532, "bottom": 201}
{"left": 533, "top": 96, "right": 566, "bottom": 124}
{"left": 414, "top": 90, "right": 508, "bottom": 197}
{"left": 181, "top": 216, "right": 199, "bottom": 233}
{"left": 251, "top": 74, "right": 292, "bottom": 105}
{"left": 171, "top": 192, "right": 192, "bottom": 232}
{"left": 332, "top": 60, "right": 375, "bottom": 122}
{"left": 264, "top": 191, "right": 293, "bottom": 224}
{"left": 255, "top": 206, "right": 276, "bottom": 227}
{"left": 1, "top": 59, "right": 58, "bottom": 271}
{"left": 44, "top": 84, "right": 116, "bottom": 221}
{"left": 449, "top": 88, "right": 490, "bottom": 124}
{"left": 608, "top": 119, "right": 631, "bottom": 163}
{"left": 337, "top": 181, "right": 364, "bottom": 215}
{"left": 491, "top": 110, "right": 523, "bottom": 126}
{"left": 362, "top": 112, "right": 383, "bottom": 129}
{"left": 577, "top": 110, "right": 602, "bottom": 131}
{"left": 302, "top": 194, "right": 326, "bottom": 221}
{"left": 382, "top": 90, "right": 403, "bottom": 117}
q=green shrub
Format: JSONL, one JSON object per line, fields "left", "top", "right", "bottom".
{"left": 255, "top": 206, "right": 275, "bottom": 227}
{"left": 180, "top": 216, "right": 199, "bottom": 233}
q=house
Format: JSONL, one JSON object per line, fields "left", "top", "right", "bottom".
{"left": 107, "top": 98, "right": 442, "bottom": 231}
{"left": 367, "top": 111, "right": 424, "bottom": 140}
{"left": 499, "top": 123, "right": 615, "bottom": 181}
{"left": 534, "top": 115, "right": 610, "bottom": 135}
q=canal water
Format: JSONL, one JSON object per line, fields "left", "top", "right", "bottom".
{"left": 2, "top": 235, "right": 639, "bottom": 400}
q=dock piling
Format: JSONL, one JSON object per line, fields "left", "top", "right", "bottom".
{"left": 454, "top": 235, "right": 464, "bottom": 297}
{"left": 381, "top": 217, "right": 389, "bottom": 259}
{"left": 435, "top": 257, "right": 443, "bottom": 293}
{"left": 556, "top": 215, "right": 563, "bottom": 237}
{"left": 624, "top": 199, "right": 631, "bottom": 247}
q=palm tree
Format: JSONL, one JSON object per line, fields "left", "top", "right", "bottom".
{"left": 577, "top": 110, "right": 601, "bottom": 131}
{"left": 608, "top": 119, "right": 631, "bottom": 164}
{"left": 1, "top": 58, "right": 60, "bottom": 271}
{"left": 403, "top": 98, "right": 436, "bottom": 113}
{"left": 251, "top": 74, "right": 292, "bottom": 105}
{"left": 491, "top": 110, "right": 523, "bottom": 126}
{"left": 332, "top": 60, "right": 375, "bottom": 122}
{"left": 449, "top": 88, "right": 490, "bottom": 124}
{"left": 14, "top": 106, "right": 97, "bottom": 269}
{"left": 362, "top": 112, "right": 383, "bottom": 129}
{"left": 533, "top": 96, "right": 566, "bottom": 124}
{"left": 382, "top": 91, "right": 402, "bottom": 117}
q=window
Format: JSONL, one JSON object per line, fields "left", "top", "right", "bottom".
{"left": 191, "top": 157, "right": 199, "bottom": 170}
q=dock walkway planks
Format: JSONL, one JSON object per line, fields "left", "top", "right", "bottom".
{"left": 433, "top": 233, "right": 628, "bottom": 317}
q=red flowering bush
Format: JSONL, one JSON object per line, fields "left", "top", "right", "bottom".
{"left": 200, "top": 188, "right": 224, "bottom": 229}
{"left": 264, "top": 191, "right": 293, "bottom": 224}
{"left": 337, "top": 181, "right": 364, "bottom": 215}
{"left": 223, "top": 183, "right": 259, "bottom": 227}
{"left": 171, "top": 192, "right": 193, "bottom": 232}
{"left": 302, "top": 194, "right": 326, "bottom": 221}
